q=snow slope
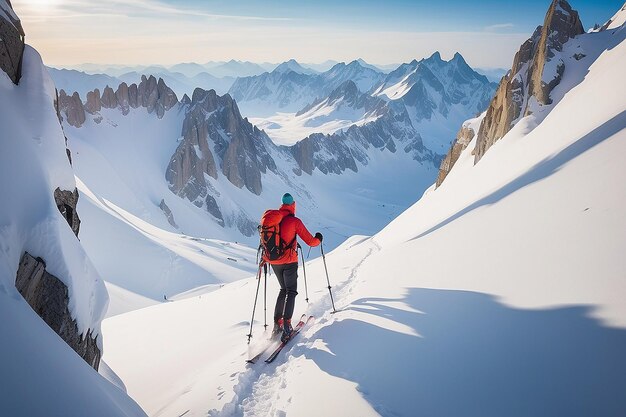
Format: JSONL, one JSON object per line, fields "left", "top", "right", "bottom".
{"left": 0, "top": 45, "right": 145, "bottom": 416}
{"left": 102, "top": 18, "right": 626, "bottom": 417}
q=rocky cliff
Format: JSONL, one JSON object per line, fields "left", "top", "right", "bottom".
{"left": 16, "top": 253, "right": 101, "bottom": 369}
{"left": 0, "top": 0, "right": 24, "bottom": 84}
{"left": 436, "top": 0, "right": 585, "bottom": 186}
{"left": 473, "top": 0, "right": 583, "bottom": 163}
{"left": 165, "top": 88, "right": 278, "bottom": 232}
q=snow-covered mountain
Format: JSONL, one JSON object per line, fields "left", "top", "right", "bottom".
{"left": 168, "top": 62, "right": 209, "bottom": 78}
{"left": 242, "top": 54, "right": 495, "bottom": 152}
{"left": 205, "top": 59, "right": 269, "bottom": 78}
{"left": 252, "top": 80, "right": 388, "bottom": 145}
{"left": 229, "top": 59, "right": 386, "bottom": 117}
{"left": 56, "top": 74, "right": 440, "bottom": 305}
{"left": 46, "top": 67, "right": 122, "bottom": 97}
{"left": 272, "top": 59, "right": 318, "bottom": 75}
{"left": 101, "top": 2, "right": 626, "bottom": 416}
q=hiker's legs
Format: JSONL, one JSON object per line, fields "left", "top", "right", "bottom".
{"left": 281, "top": 263, "right": 298, "bottom": 321}
{"left": 272, "top": 264, "right": 287, "bottom": 322}
{"left": 272, "top": 262, "right": 298, "bottom": 321}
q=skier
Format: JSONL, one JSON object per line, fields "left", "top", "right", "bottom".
{"left": 264, "top": 193, "right": 322, "bottom": 342}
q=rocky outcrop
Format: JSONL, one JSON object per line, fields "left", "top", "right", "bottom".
{"left": 135, "top": 75, "right": 178, "bottom": 118}
{"left": 166, "top": 88, "right": 279, "bottom": 233}
{"left": 473, "top": 0, "right": 583, "bottom": 164}
{"left": 15, "top": 252, "right": 101, "bottom": 370}
{"left": 57, "top": 90, "right": 86, "bottom": 128}
{"left": 159, "top": 199, "right": 178, "bottom": 229}
{"left": 167, "top": 87, "right": 277, "bottom": 202}
{"left": 100, "top": 85, "right": 118, "bottom": 109}
{"left": 0, "top": 0, "right": 25, "bottom": 84}
{"left": 59, "top": 76, "right": 178, "bottom": 125}
{"left": 85, "top": 88, "right": 102, "bottom": 114}
{"left": 435, "top": 122, "right": 477, "bottom": 187}
{"left": 54, "top": 187, "right": 81, "bottom": 236}
{"left": 116, "top": 82, "right": 130, "bottom": 115}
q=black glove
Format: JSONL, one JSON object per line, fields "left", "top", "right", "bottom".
{"left": 315, "top": 232, "right": 323, "bottom": 242}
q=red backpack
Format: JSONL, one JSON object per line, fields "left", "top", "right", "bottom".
{"left": 258, "top": 209, "right": 296, "bottom": 262}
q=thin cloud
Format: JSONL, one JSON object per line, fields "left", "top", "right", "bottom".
{"left": 484, "top": 23, "right": 515, "bottom": 32}
{"left": 18, "top": 0, "right": 292, "bottom": 22}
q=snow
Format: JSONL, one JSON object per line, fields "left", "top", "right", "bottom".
{"left": 605, "top": 2, "right": 626, "bottom": 30}
{"left": 250, "top": 101, "right": 382, "bottom": 146}
{"left": 102, "top": 21, "right": 626, "bottom": 417}
{"left": 104, "top": 281, "right": 158, "bottom": 318}
{"left": 0, "top": 46, "right": 106, "bottom": 336}
{"left": 0, "top": 46, "right": 145, "bottom": 416}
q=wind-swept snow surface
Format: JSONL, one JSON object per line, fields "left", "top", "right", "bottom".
{"left": 103, "top": 20, "right": 626, "bottom": 417}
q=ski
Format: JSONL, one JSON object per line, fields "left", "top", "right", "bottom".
{"left": 264, "top": 315, "right": 314, "bottom": 364}
{"left": 246, "top": 314, "right": 305, "bottom": 364}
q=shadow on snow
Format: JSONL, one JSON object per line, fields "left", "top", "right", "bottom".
{"left": 298, "top": 288, "right": 626, "bottom": 417}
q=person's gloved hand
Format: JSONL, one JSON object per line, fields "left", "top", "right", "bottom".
{"left": 315, "top": 232, "right": 323, "bottom": 242}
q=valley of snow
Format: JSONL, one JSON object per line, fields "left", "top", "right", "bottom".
{"left": 101, "top": 16, "right": 626, "bottom": 417}
{"left": 65, "top": 103, "right": 437, "bottom": 314}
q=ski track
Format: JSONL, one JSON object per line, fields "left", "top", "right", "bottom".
{"left": 210, "top": 238, "right": 381, "bottom": 417}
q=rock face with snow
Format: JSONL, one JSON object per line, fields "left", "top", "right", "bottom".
{"left": 436, "top": 118, "right": 479, "bottom": 187}
{"left": 290, "top": 103, "right": 436, "bottom": 175}
{"left": 473, "top": 0, "right": 584, "bottom": 163}
{"left": 296, "top": 79, "right": 386, "bottom": 118}
{"left": 165, "top": 88, "right": 277, "bottom": 227}
{"left": 0, "top": 0, "right": 24, "bottom": 84}
{"left": 372, "top": 52, "right": 496, "bottom": 126}
{"left": 16, "top": 253, "right": 101, "bottom": 369}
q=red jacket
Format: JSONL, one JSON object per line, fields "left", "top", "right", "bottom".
{"left": 265, "top": 202, "right": 320, "bottom": 265}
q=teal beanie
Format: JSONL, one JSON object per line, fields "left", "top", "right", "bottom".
{"left": 282, "top": 193, "right": 294, "bottom": 205}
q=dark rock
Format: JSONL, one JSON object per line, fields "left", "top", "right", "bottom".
{"left": 128, "top": 83, "right": 139, "bottom": 108}
{"left": 100, "top": 86, "right": 118, "bottom": 109}
{"left": 159, "top": 199, "right": 178, "bottom": 228}
{"left": 85, "top": 88, "right": 102, "bottom": 114}
{"left": 0, "top": 1, "right": 25, "bottom": 84}
{"left": 15, "top": 252, "right": 101, "bottom": 370}
{"left": 116, "top": 82, "right": 130, "bottom": 115}
{"left": 54, "top": 187, "right": 81, "bottom": 237}
{"left": 57, "top": 90, "right": 86, "bottom": 128}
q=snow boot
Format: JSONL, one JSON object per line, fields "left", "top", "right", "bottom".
{"left": 271, "top": 318, "right": 284, "bottom": 339}
{"left": 281, "top": 319, "right": 293, "bottom": 343}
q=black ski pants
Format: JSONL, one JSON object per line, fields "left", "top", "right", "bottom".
{"left": 272, "top": 262, "right": 298, "bottom": 322}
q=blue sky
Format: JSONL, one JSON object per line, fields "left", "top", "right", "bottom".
{"left": 176, "top": 0, "right": 622, "bottom": 32}
{"left": 13, "top": 0, "right": 624, "bottom": 68}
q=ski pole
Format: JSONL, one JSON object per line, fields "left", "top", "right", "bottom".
{"left": 298, "top": 243, "right": 310, "bottom": 303}
{"left": 263, "top": 263, "right": 268, "bottom": 330}
{"left": 320, "top": 243, "right": 337, "bottom": 313}
{"left": 247, "top": 264, "right": 263, "bottom": 344}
